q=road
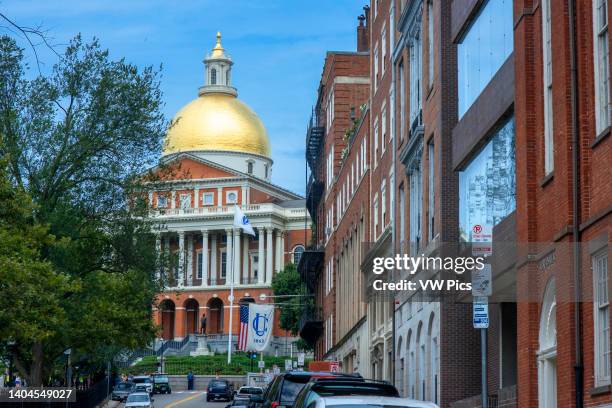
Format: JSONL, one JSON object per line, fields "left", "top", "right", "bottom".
{"left": 114, "top": 392, "right": 230, "bottom": 408}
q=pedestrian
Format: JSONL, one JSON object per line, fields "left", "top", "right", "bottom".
{"left": 14, "top": 376, "right": 21, "bottom": 388}
{"left": 187, "top": 369, "right": 194, "bottom": 390}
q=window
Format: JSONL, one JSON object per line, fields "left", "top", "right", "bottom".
{"left": 202, "top": 192, "right": 214, "bottom": 206}
{"left": 264, "top": 164, "right": 269, "bottom": 179}
{"left": 409, "top": 32, "right": 422, "bottom": 127}
{"left": 226, "top": 70, "right": 231, "bottom": 85}
{"left": 428, "top": 140, "right": 435, "bottom": 241}
{"left": 374, "top": 44, "right": 380, "bottom": 91}
{"left": 373, "top": 194, "right": 379, "bottom": 238}
{"left": 157, "top": 194, "right": 168, "bottom": 208}
{"left": 409, "top": 161, "right": 422, "bottom": 256}
{"left": 382, "top": 26, "right": 387, "bottom": 74}
{"left": 221, "top": 250, "right": 227, "bottom": 278}
{"left": 594, "top": 250, "right": 610, "bottom": 386}
{"left": 459, "top": 117, "right": 516, "bottom": 241}
{"left": 428, "top": 0, "right": 434, "bottom": 88}
{"left": 594, "top": 0, "right": 610, "bottom": 133}
{"left": 381, "top": 102, "right": 387, "bottom": 152}
{"left": 326, "top": 90, "right": 335, "bottom": 133}
{"left": 196, "top": 251, "right": 203, "bottom": 279}
{"left": 250, "top": 253, "right": 259, "bottom": 279}
{"left": 327, "top": 145, "right": 335, "bottom": 189}
{"left": 374, "top": 117, "right": 379, "bottom": 167}
{"left": 226, "top": 190, "right": 238, "bottom": 204}
{"left": 211, "top": 68, "right": 217, "bottom": 85}
{"left": 458, "top": 0, "right": 513, "bottom": 117}
{"left": 399, "top": 62, "right": 406, "bottom": 139}
{"left": 180, "top": 193, "right": 191, "bottom": 209}
{"left": 542, "top": 0, "right": 554, "bottom": 174}
{"left": 292, "top": 245, "right": 305, "bottom": 265}
{"left": 247, "top": 161, "right": 254, "bottom": 174}
{"left": 381, "top": 179, "right": 387, "bottom": 225}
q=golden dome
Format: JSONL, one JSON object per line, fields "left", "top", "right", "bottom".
{"left": 163, "top": 93, "right": 271, "bottom": 157}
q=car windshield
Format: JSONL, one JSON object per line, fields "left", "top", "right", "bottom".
{"left": 210, "top": 381, "right": 228, "bottom": 388}
{"left": 132, "top": 377, "right": 151, "bottom": 383}
{"left": 116, "top": 383, "right": 132, "bottom": 390}
{"left": 126, "top": 394, "right": 149, "bottom": 403}
{"left": 154, "top": 376, "right": 169, "bottom": 383}
{"left": 240, "top": 387, "right": 262, "bottom": 394}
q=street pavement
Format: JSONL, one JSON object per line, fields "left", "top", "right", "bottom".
{"left": 108, "top": 391, "right": 230, "bottom": 408}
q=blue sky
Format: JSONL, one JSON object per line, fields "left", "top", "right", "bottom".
{"left": 3, "top": 0, "right": 364, "bottom": 195}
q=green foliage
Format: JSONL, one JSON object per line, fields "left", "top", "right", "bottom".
{"left": 271, "top": 263, "right": 312, "bottom": 335}
{"left": 124, "top": 354, "right": 312, "bottom": 376}
{"left": 0, "top": 34, "right": 167, "bottom": 385}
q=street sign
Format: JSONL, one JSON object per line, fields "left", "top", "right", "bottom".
{"left": 472, "top": 264, "right": 492, "bottom": 297}
{"left": 330, "top": 361, "right": 339, "bottom": 373}
{"left": 285, "top": 359, "right": 292, "bottom": 371}
{"left": 473, "top": 296, "right": 489, "bottom": 329}
{"left": 297, "top": 353, "right": 305, "bottom": 367}
{"left": 471, "top": 224, "right": 492, "bottom": 256}
{"left": 258, "top": 360, "right": 265, "bottom": 369}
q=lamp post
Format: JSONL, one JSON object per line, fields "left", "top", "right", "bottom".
{"left": 63, "top": 348, "right": 72, "bottom": 387}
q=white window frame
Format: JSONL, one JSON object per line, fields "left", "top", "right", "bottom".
{"left": 428, "top": 0, "right": 435, "bottom": 89}
{"left": 381, "top": 101, "right": 387, "bottom": 153}
{"left": 374, "top": 43, "right": 380, "bottom": 92}
{"left": 409, "top": 31, "right": 423, "bottom": 127}
{"left": 542, "top": 0, "right": 554, "bottom": 174}
{"left": 250, "top": 252, "right": 259, "bottom": 279}
{"left": 196, "top": 250, "right": 203, "bottom": 279}
{"left": 374, "top": 117, "right": 380, "bottom": 168}
{"left": 594, "top": 0, "right": 611, "bottom": 133}
{"left": 373, "top": 194, "right": 379, "bottom": 238}
{"left": 220, "top": 249, "right": 227, "bottom": 279}
{"left": 382, "top": 25, "right": 387, "bottom": 74}
{"left": 594, "top": 250, "right": 610, "bottom": 386}
{"left": 381, "top": 179, "right": 387, "bottom": 226}
{"left": 428, "top": 140, "right": 435, "bottom": 242}
{"left": 180, "top": 193, "right": 191, "bottom": 209}
{"left": 225, "top": 190, "right": 239, "bottom": 204}
{"left": 399, "top": 61, "right": 406, "bottom": 139}
{"left": 202, "top": 192, "right": 214, "bottom": 206}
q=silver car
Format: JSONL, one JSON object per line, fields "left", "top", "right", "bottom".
{"left": 308, "top": 396, "right": 439, "bottom": 408}
{"left": 111, "top": 382, "right": 135, "bottom": 401}
{"left": 125, "top": 392, "right": 154, "bottom": 408}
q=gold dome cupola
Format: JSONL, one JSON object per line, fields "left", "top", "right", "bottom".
{"left": 162, "top": 33, "right": 272, "bottom": 161}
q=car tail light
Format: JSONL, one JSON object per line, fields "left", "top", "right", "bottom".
{"left": 271, "top": 402, "right": 279, "bottom": 408}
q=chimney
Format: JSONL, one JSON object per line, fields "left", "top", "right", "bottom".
{"left": 357, "top": 5, "right": 370, "bottom": 52}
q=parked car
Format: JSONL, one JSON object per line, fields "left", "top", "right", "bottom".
{"left": 292, "top": 378, "right": 399, "bottom": 408}
{"left": 304, "top": 395, "right": 438, "bottom": 408}
{"left": 251, "top": 371, "right": 362, "bottom": 408}
{"left": 124, "top": 391, "right": 154, "bottom": 408}
{"left": 152, "top": 374, "right": 171, "bottom": 394}
{"left": 111, "top": 381, "right": 135, "bottom": 401}
{"left": 207, "top": 378, "right": 234, "bottom": 401}
{"left": 132, "top": 375, "right": 153, "bottom": 395}
{"left": 236, "top": 386, "right": 264, "bottom": 399}
{"left": 226, "top": 396, "right": 252, "bottom": 408}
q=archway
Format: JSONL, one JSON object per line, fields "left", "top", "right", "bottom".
{"left": 538, "top": 279, "right": 557, "bottom": 408}
{"left": 159, "top": 300, "right": 175, "bottom": 340}
{"left": 207, "top": 297, "right": 224, "bottom": 334}
{"left": 184, "top": 299, "right": 199, "bottom": 336}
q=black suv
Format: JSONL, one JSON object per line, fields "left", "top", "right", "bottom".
{"left": 292, "top": 378, "right": 399, "bottom": 408}
{"left": 251, "top": 371, "right": 362, "bottom": 408}
{"left": 152, "top": 374, "right": 172, "bottom": 394}
{"left": 207, "top": 379, "right": 234, "bottom": 402}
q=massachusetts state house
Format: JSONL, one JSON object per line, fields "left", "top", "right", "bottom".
{"left": 149, "top": 33, "right": 310, "bottom": 352}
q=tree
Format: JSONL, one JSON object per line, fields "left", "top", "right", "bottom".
{"left": 0, "top": 35, "right": 167, "bottom": 385}
{"left": 271, "top": 263, "right": 312, "bottom": 335}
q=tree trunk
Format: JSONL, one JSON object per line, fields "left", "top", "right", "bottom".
{"left": 13, "top": 342, "right": 45, "bottom": 386}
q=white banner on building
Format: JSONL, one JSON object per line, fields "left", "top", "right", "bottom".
{"left": 247, "top": 303, "right": 275, "bottom": 352}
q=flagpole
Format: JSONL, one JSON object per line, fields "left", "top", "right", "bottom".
{"left": 227, "top": 226, "right": 235, "bottom": 364}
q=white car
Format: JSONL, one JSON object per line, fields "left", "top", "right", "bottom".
{"left": 124, "top": 392, "right": 154, "bottom": 408}
{"left": 307, "top": 396, "right": 439, "bottom": 408}
{"left": 132, "top": 376, "right": 153, "bottom": 394}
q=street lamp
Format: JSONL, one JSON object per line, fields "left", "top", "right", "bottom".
{"left": 63, "top": 348, "right": 72, "bottom": 387}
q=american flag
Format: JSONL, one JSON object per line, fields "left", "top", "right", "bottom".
{"left": 238, "top": 303, "right": 249, "bottom": 351}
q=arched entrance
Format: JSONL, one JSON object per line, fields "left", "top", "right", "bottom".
{"left": 184, "top": 299, "right": 199, "bottom": 336}
{"left": 159, "top": 300, "right": 175, "bottom": 340}
{"left": 207, "top": 297, "right": 224, "bottom": 334}
{"left": 538, "top": 279, "right": 557, "bottom": 408}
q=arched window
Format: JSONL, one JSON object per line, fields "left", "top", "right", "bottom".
{"left": 538, "top": 279, "right": 557, "bottom": 408}
{"left": 211, "top": 68, "right": 217, "bottom": 85}
{"left": 293, "top": 245, "right": 305, "bottom": 265}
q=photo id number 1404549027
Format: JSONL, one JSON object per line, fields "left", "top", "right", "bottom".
{"left": 0, "top": 387, "right": 76, "bottom": 402}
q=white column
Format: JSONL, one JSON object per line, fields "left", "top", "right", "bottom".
{"left": 242, "top": 235, "right": 249, "bottom": 284}
{"left": 266, "top": 227, "right": 273, "bottom": 284}
{"left": 225, "top": 228, "right": 233, "bottom": 285}
{"left": 280, "top": 231, "right": 286, "bottom": 270}
{"left": 233, "top": 228, "right": 241, "bottom": 285}
{"left": 217, "top": 187, "right": 223, "bottom": 207}
{"left": 194, "top": 188, "right": 200, "bottom": 208}
{"left": 210, "top": 233, "right": 217, "bottom": 285}
{"left": 149, "top": 191, "right": 153, "bottom": 207}
{"left": 155, "top": 233, "right": 161, "bottom": 280}
{"left": 163, "top": 235, "right": 170, "bottom": 285}
{"left": 258, "top": 228, "right": 265, "bottom": 284}
{"left": 201, "top": 229, "right": 209, "bottom": 287}
{"left": 274, "top": 230, "right": 281, "bottom": 273}
{"left": 171, "top": 191, "right": 176, "bottom": 209}
{"left": 178, "top": 231, "right": 185, "bottom": 287}
{"left": 187, "top": 234, "right": 193, "bottom": 286}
